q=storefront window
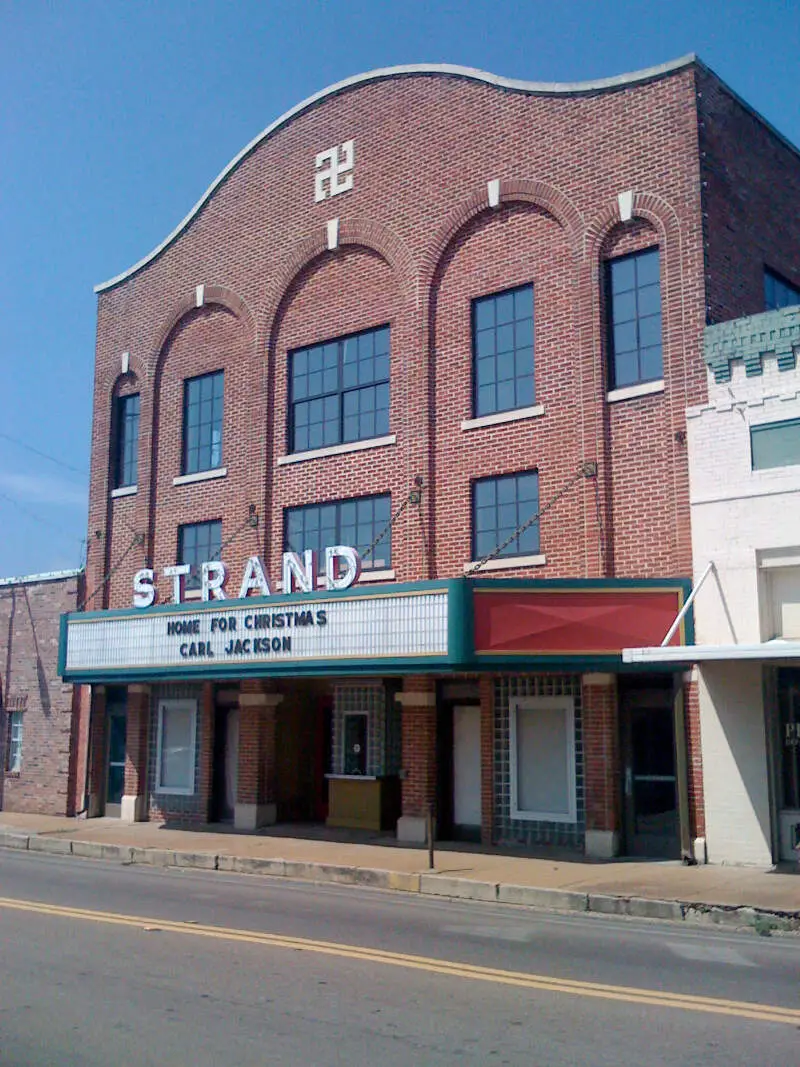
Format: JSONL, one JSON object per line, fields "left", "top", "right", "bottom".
{"left": 156, "top": 699, "right": 197, "bottom": 794}
{"left": 510, "top": 696, "right": 576, "bottom": 822}
{"left": 343, "top": 713, "right": 368, "bottom": 775}
{"left": 778, "top": 669, "right": 800, "bottom": 810}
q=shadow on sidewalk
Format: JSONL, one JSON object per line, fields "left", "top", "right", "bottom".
{"left": 157, "top": 817, "right": 620, "bottom": 865}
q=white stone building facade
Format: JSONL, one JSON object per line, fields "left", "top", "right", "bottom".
{"left": 685, "top": 308, "right": 800, "bottom": 864}
{"left": 625, "top": 305, "right": 800, "bottom": 865}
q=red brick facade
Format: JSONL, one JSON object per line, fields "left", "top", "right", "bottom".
{"left": 71, "top": 59, "right": 800, "bottom": 857}
{"left": 1, "top": 572, "right": 82, "bottom": 815}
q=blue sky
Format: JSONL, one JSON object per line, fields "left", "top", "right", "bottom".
{"left": 1, "top": 0, "right": 799, "bottom": 578}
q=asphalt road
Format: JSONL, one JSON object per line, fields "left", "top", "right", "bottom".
{"left": 0, "top": 850, "right": 798, "bottom": 1066}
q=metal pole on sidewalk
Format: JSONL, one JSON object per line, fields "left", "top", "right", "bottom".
{"left": 426, "top": 803, "right": 435, "bottom": 870}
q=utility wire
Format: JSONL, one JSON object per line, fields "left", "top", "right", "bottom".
{"left": 0, "top": 490, "right": 84, "bottom": 540}
{"left": 467, "top": 461, "right": 598, "bottom": 575}
{"left": 79, "top": 534, "right": 143, "bottom": 611}
{"left": 0, "top": 431, "right": 87, "bottom": 476}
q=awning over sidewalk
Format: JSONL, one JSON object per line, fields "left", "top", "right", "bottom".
{"left": 623, "top": 640, "right": 800, "bottom": 665}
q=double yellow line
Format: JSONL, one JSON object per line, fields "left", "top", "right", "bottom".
{"left": 1, "top": 895, "right": 797, "bottom": 1027}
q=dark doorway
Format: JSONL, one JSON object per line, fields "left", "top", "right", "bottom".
{"left": 313, "top": 698, "right": 332, "bottom": 821}
{"left": 620, "top": 683, "right": 679, "bottom": 859}
{"left": 211, "top": 704, "right": 238, "bottom": 823}
{"left": 105, "top": 708, "right": 126, "bottom": 817}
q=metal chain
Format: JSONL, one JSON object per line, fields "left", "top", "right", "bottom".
{"left": 467, "top": 461, "right": 597, "bottom": 575}
{"left": 360, "top": 484, "right": 422, "bottom": 563}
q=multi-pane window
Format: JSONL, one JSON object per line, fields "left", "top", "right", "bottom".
{"left": 6, "top": 711, "right": 23, "bottom": 773}
{"left": 751, "top": 418, "right": 800, "bottom": 470}
{"left": 764, "top": 268, "right": 800, "bottom": 311}
{"left": 289, "top": 325, "right": 390, "bottom": 453}
{"left": 285, "top": 494, "right": 392, "bottom": 571}
{"left": 606, "top": 248, "right": 662, "bottom": 389}
{"left": 472, "top": 471, "right": 540, "bottom": 560}
{"left": 472, "top": 284, "right": 535, "bottom": 417}
{"left": 178, "top": 520, "right": 222, "bottom": 592}
{"left": 114, "top": 393, "right": 140, "bottom": 488}
{"left": 182, "top": 371, "right": 224, "bottom": 475}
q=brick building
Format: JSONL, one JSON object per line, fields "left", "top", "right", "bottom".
{"left": 1, "top": 569, "right": 83, "bottom": 815}
{"left": 61, "top": 56, "right": 800, "bottom": 861}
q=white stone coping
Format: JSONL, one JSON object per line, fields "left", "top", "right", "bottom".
{"left": 110, "top": 485, "right": 137, "bottom": 498}
{"left": 464, "top": 553, "right": 546, "bottom": 573}
{"left": 395, "top": 691, "right": 436, "bottom": 707}
{"left": 460, "top": 404, "right": 544, "bottom": 431}
{"left": 354, "top": 568, "right": 395, "bottom": 583}
{"left": 172, "top": 467, "right": 227, "bottom": 486}
{"left": 272, "top": 568, "right": 394, "bottom": 592}
{"left": 607, "top": 379, "right": 665, "bottom": 403}
{"left": 95, "top": 57, "right": 697, "bottom": 292}
{"left": 277, "top": 434, "right": 396, "bottom": 466}
{"left": 0, "top": 568, "right": 83, "bottom": 588}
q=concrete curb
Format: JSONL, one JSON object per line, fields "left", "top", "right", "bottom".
{"left": 2, "top": 831, "right": 798, "bottom": 932}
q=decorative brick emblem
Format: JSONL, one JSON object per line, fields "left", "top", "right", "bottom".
{"left": 314, "top": 140, "right": 355, "bottom": 202}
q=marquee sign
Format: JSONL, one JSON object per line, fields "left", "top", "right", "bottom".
{"left": 59, "top": 577, "right": 693, "bottom": 683}
{"left": 61, "top": 583, "right": 454, "bottom": 682}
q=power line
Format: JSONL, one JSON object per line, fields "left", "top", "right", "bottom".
{"left": 0, "top": 490, "right": 83, "bottom": 540}
{"left": 0, "top": 431, "right": 87, "bottom": 476}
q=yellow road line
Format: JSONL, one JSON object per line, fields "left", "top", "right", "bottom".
{"left": 0, "top": 896, "right": 797, "bottom": 1027}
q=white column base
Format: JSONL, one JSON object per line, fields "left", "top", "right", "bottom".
{"left": 120, "top": 794, "right": 147, "bottom": 823}
{"left": 396, "top": 815, "right": 430, "bottom": 844}
{"left": 585, "top": 829, "right": 619, "bottom": 859}
{"left": 692, "top": 837, "right": 708, "bottom": 864}
{"left": 234, "top": 802, "right": 277, "bottom": 831}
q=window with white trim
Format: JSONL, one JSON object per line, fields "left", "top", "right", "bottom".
{"left": 510, "top": 696, "right": 576, "bottom": 822}
{"left": 6, "top": 711, "right": 23, "bottom": 773}
{"left": 155, "top": 699, "right": 197, "bottom": 794}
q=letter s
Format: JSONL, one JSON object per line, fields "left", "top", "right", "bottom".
{"left": 316, "top": 610, "right": 327, "bottom": 626}
{"left": 133, "top": 569, "right": 156, "bottom": 609}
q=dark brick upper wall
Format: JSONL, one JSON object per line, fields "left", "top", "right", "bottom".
{"left": 698, "top": 66, "right": 800, "bottom": 325}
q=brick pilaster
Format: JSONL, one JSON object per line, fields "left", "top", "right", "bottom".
{"left": 581, "top": 674, "right": 620, "bottom": 857}
{"left": 122, "top": 684, "right": 150, "bottom": 821}
{"left": 396, "top": 677, "right": 437, "bottom": 842}
{"left": 479, "top": 674, "right": 494, "bottom": 846}
{"left": 87, "top": 685, "right": 107, "bottom": 816}
{"left": 683, "top": 674, "right": 706, "bottom": 843}
{"left": 236, "top": 680, "right": 281, "bottom": 830}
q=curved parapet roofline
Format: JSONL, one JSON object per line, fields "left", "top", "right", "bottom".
{"left": 95, "top": 55, "right": 698, "bottom": 294}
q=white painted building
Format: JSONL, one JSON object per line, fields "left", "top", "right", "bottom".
{"left": 625, "top": 305, "right": 800, "bottom": 866}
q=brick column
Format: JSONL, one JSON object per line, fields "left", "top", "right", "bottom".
{"left": 581, "top": 673, "right": 620, "bottom": 858}
{"left": 86, "top": 685, "right": 107, "bottom": 817}
{"left": 122, "top": 684, "right": 150, "bottom": 822}
{"left": 198, "top": 683, "right": 215, "bottom": 822}
{"left": 684, "top": 673, "right": 706, "bottom": 860}
{"left": 478, "top": 675, "right": 495, "bottom": 846}
{"left": 235, "top": 680, "right": 281, "bottom": 831}
{"left": 396, "top": 677, "right": 437, "bottom": 843}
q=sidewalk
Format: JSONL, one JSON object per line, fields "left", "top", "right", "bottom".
{"left": 1, "top": 812, "right": 798, "bottom": 931}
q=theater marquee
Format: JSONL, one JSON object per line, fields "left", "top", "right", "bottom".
{"left": 60, "top": 583, "right": 457, "bottom": 682}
